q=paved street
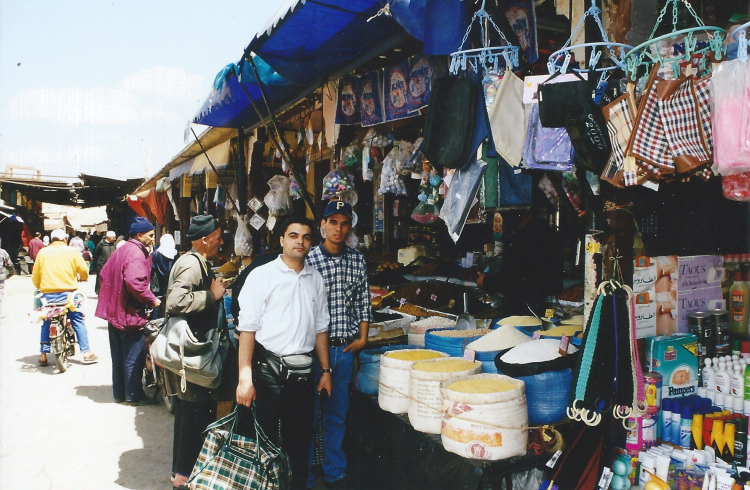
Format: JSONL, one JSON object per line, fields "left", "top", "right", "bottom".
{"left": 0, "top": 274, "right": 173, "bottom": 490}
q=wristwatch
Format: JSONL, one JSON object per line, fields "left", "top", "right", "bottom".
{"left": 321, "top": 368, "right": 332, "bottom": 374}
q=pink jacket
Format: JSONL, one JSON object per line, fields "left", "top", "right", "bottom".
{"left": 95, "top": 239, "right": 158, "bottom": 330}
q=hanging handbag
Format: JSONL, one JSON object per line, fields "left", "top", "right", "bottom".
{"left": 422, "top": 76, "right": 479, "bottom": 169}
{"left": 565, "top": 99, "right": 612, "bottom": 174}
{"left": 537, "top": 70, "right": 593, "bottom": 128}
{"left": 188, "top": 405, "right": 291, "bottom": 490}
{"left": 601, "top": 92, "right": 637, "bottom": 187}
{"left": 522, "top": 103, "right": 575, "bottom": 172}
{"left": 488, "top": 69, "right": 526, "bottom": 166}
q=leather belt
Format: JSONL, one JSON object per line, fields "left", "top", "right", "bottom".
{"left": 329, "top": 337, "right": 351, "bottom": 347}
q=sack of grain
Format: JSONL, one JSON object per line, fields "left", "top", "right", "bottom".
{"left": 379, "top": 349, "right": 447, "bottom": 413}
{"left": 440, "top": 374, "right": 528, "bottom": 460}
{"left": 465, "top": 325, "right": 533, "bottom": 373}
{"left": 494, "top": 339, "right": 578, "bottom": 425}
{"left": 408, "top": 358, "right": 482, "bottom": 434}
{"left": 424, "top": 328, "right": 489, "bottom": 357}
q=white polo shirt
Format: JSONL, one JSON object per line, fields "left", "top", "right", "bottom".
{"left": 237, "top": 256, "right": 330, "bottom": 356}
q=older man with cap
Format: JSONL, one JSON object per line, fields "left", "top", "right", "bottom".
{"left": 32, "top": 228, "right": 98, "bottom": 366}
{"left": 95, "top": 217, "right": 161, "bottom": 404}
{"left": 304, "top": 200, "right": 372, "bottom": 490}
{"left": 163, "top": 215, "right": 231, "bottom": 489}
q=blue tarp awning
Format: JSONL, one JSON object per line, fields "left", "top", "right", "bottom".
{"left": 193, "top": 56, "right": 314, "bottom": 128}
{"left": 244, "top": 0, "right": 403, "bottom": 86}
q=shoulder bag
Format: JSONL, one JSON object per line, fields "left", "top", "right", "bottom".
{"left": 538, "top": 70, "right": 594, "bottom": 128}
{"left": 149, "top": 253, "right": 229, "bottom": 392}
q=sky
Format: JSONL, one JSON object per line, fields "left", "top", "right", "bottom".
{"left": 0, "top": 0, "right": 287, "bottom": 181}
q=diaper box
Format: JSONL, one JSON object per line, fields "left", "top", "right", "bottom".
{"left": 647, "top": 334, "right": 699, "bottom": 399}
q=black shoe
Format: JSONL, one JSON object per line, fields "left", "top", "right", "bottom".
{"left": 325, "top": 478, "right": 351, "bottom": 490}
{"left": 126, "top": 397, "right": 157, "bottom": 406}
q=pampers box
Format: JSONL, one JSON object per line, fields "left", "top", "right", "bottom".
{"left": 647, "top": 334, "right": 699, "bottom": 399}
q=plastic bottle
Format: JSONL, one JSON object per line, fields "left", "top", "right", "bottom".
{"left": 732, "top": 365, "right": 745, "bottom": 399}
{"left": 704, "top": 358, "right": 716, "bottom": 390}
{"left": 662, "top": 399, "right": 673, "bottom": 443}
{"left": 680, "top": 405, "right": 693, "bottom": 448}
{"left": 735, "top": 417, "right": 748, "bottom": 469}
{"left": 730, "top": 271, "right": 750, "bottom": 335}
{"left": 691, "top": 409, "right": 704, "bottom": 450}
{"left": 712, "top": 418, "right": 725, "bottom": 455}
{"left": 716, "top": 361, "right": 730, "bottom": 394}
{"left": 723, "top": 421, "right": 736, "bottom": 462}
{"left": 745, "top": 364, "right": 750, "bottom": 402}
{"left": 671, "top": 402, "right": 682, "bottom": 444}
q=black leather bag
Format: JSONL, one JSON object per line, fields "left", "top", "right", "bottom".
{"left": 422, "top": 76, "right": 479, "bottom": 169}
{"left": 538, "top": 71, "right": 593, "bottom": 128}
{"left": 565, "top": 100, "right": 612, "bottom": 173}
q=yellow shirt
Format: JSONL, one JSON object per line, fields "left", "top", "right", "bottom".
{"left": 32, "top": 241, "right": 89, "bottom": 293}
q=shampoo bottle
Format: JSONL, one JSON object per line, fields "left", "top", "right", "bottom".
{"left": 730, "top": 271, "right": 750, "bottom": 335}
{"left": 704, "top": 358, "right": 716, "bottom": 390}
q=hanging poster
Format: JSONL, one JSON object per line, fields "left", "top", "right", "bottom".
{"left": 384, "top": 62, "right": 412, "bottom": 122}
{"left": 335, "top": 76, "right": 361, "bottom": 125}
{"left": 359, "top": 71, "right": 384, "bottom": 127}
{"left": 408, "top": 56, "right": 434, "bottom": 112}
{"left": 502, "top": 0, "right": 538, "bottom": 65}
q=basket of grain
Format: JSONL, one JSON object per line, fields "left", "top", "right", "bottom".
{"left": 354, "top": 344, "right": 420, "bottom": 396}
{"left": 378, "top": 349, "right": 447, "bottom": 414}
{"left": 440, "top": 374, "right": 528, "bottom": 461}
{"left": 408, "top": 358, "right": 482, "bottom": 434}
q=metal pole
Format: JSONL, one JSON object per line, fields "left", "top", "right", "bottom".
{"left": 245, "top": 55, "right": 318, "bottom": 222}
{"left": 189, "top": 127, "right": 239, "bottom": 212}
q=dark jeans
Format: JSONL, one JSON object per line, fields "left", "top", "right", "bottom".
{"left": 172, "top": 398, "right": 217, "bottom": 477}
{"left": 236, "top": 350, "right": 316, "bottom": 490}
{"left": 107, "top": 324, "right": 146, "bottom": 402}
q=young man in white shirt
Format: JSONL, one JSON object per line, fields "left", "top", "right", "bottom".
{"left": 236, "top": 216, "right": 332, "bottom": 490}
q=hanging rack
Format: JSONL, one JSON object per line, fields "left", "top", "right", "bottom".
{"left": 547, "top": 0, "right": 633, "bottom": 82}
{"left": 449, "top": 0, "right": 520, "bottom": 81}
{"left": 623, "top": 0, "right": 726, "bottom": 81}
{"left": 733, "top": 21, "right": 750, "bottom": 63}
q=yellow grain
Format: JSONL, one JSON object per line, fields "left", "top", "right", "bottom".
{"left": 385, "top": 350, "right": 445, "bottom": 361}
{"left": 446, "top": 378, "right": 518, "bottom": 394}
{"left": 413, "top": 359, "right": 478, "bottom": 373}
{"left": 541, "top": 326, "right": 582, "bottom": 337}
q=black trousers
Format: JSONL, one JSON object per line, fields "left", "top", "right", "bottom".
{"left": 236, "top": 350, "right": 316, "bottom": 490}
{"left": 172, "top": 398, "right": 217, "bottom": 477}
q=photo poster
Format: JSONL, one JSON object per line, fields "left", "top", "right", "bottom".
{"left": 384, "top": 61, "right": 413, "bottom": 122}
{"left": 359, "top": 71, "right": 385, "bottom": 127}
{"left": 335, "top": 76, "right": 361, "bottom": 125}
{"left": 502, "top": 0, "right": 538, "bottom": 65}
{"left": 407, "top": 55, "right": 435, "bottom": 112}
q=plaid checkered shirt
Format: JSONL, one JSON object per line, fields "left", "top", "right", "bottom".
{"left": 306, "top": 244, "right": 373, "bottom": 339}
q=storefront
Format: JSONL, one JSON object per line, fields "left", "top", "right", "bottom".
{"left": 138, "top": 0, "right": 750, "bottom": 487}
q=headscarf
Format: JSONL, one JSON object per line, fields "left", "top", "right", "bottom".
{"left": 42, "top": 236, "right": 50, "bottom": 246}
{"left": 156, "top": 234, "right": 177, "bottom": 260}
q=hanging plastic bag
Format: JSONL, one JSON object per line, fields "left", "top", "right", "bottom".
{"left": 411, "top": 198, "right": 441, "bottom": 224}
{"left": 400, "top": 137, "right": 425, "bottom": 174}
{"left": 234, "top": 215, "right": 254, "bottom": 257}
{"left": 289, "top": 175, "right": 302, "bottom": 200}
{"left": 264, "top": 175, "right": 293, "bottom": 216}
{"left": 488, "top": 69, "right": 525, "bottom": 166}
{"left": 342, "top": 145, "right": 362, "bottom": 168}
{"left": 394, "top": 141, "right": 416, "bottom": 176}
{"left": 440, "top": 160, "right": 486, "bottom": 242}
{"left": 522, "top": 104, "right": 574, "bottom": 171}
{"left": 712, "top": 58, "right": 750, "bottom": 201}
{"left": 378, "top": 147, "right": 407, "bottom": 195}
{"left": 321, "top": 169, "right": 354, "bottom": 199}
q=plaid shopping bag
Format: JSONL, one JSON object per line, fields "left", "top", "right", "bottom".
{"left": 657, "top": 77, "right": 712, "bottom": 174}
{"left": 630, "top": 78, "right": 673, "bottom": 172}
{"left": 601, "top": 92, "right": 637, "bottom": 187}
{"left": 693, "top": 76, "right": 713, "bottom": 155}
{"left": 189, "top": 406, "right": 291, "bottom": 490}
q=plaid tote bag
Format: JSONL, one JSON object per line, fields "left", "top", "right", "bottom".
{"left": 629, "top": 67, "right": 674, "bottom": 174}
{"left": 188, "top": 406, "right": 291, "bottom": 490}
{"left": 601, "top": 92, "right": 636, "bottom": 187}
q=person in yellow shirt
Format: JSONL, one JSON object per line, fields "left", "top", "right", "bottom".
{"left": 32, "top": 229, "right": 98, "bottom": 367}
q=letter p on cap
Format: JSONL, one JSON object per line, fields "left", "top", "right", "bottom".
{"left": 336, "top": 201, "right": 345, "bottom": 209}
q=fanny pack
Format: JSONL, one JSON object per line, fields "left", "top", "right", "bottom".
{"left": 255, "top": 342, "right": 313, "bottom": 383}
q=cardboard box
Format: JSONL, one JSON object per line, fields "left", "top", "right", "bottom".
{"left": 647, "top": 334, "right": 699, "bottom": 399}
{"left": 634, "top": 255, "right": 725, "bottom": 335}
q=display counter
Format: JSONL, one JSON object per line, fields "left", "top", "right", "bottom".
{"left": 344, "top": 389, "right": 547, "bottom": 490}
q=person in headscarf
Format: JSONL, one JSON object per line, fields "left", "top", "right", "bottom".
{"left": 150, "top": 233, "right": 177, "bottom": 318}
{"left": 42, "top": 236, "right": 50, "bottom": 246}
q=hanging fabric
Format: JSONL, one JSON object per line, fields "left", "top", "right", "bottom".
{"left": 488, "top": 69, "right": 526, "bottom": 166}
{"left": 522, "top": 104, "right": 575, "bottom": 172}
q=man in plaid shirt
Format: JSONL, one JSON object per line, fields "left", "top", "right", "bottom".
{"left": 305, "top": 200, "right": 372, "bottom": 490}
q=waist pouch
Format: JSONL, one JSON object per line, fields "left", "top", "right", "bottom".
{"left": 254, "top": 342, "right": 313, "bottom": 386}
